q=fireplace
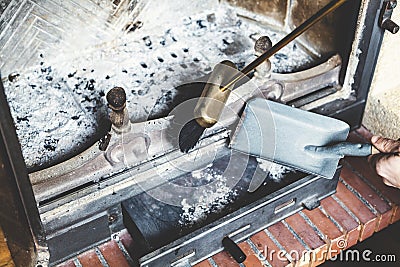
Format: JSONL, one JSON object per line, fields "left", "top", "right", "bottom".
{"left": 0, "top": 0, "right": 398, "bottom": 266}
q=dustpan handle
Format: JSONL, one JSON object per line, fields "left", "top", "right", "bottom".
{"left": 305, "top": 142, "right": 372, "bottom": 157}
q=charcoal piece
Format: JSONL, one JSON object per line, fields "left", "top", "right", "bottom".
{"left": 143, "top": 36, "right": 152, "bottom": 47}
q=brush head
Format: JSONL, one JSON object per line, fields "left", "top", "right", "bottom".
{"left": 178, "top": 118, "right": 206, "bottom": 153}
{"left": 168, "top": 61, "right": 240, "bottom": 153}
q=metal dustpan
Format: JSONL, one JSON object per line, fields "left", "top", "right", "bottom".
{"left": 230, "top": 98, "right": 372, "bottom": 179}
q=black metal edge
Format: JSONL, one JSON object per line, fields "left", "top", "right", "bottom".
{"left": 312, "top": 99, "right": 366, "bottom": 130}
{"left": 122, "top": 206, "right": 152, "bottom": 258}
{"left": 312, "top": 0, "right": 388, "bottom": 129}
{"left": 330, "top": 101, "right": 366, "bottom": 130}
{"left": 352, "top": 0, "right": 388, "bottom": 103}
{"left": 47, "top": 213, "right": 111, "bottom": 265}
{"left": 0, "top": 77, "right": 46, "bottom": 266}
{"left": 44, "top": 204, "right": 125, "bottom": 265}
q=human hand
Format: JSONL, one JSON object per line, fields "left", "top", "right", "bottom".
{"left": 369, "top": 136, "right": 400, "bottom": 189}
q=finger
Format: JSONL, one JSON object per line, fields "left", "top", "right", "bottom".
{"left": 369, "top": 153, "right": 398, "bottom": 178}
{"left": 371, "top": 135, "right": 400, "bottom": 153}
{"left": 382, "top": 178, "right": 397, "bottom": 188}
{"left": 368, "top": 153, "right": 384, "bottom": 170}
{"left": 375, "top": 155, "right": 400, "bottom": 184}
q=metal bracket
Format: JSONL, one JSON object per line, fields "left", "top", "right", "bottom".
{"left": 379, "top": 0, "right": 399, "bottom": 34}
{"left": 302, "top": 198, "right": 321, "bottom": 210}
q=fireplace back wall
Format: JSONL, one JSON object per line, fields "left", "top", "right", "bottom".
{"left": 1, "top": 0, "right": 359, "bottom": 78}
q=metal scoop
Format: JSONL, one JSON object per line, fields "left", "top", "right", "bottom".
{"left": 230, "top": 98, "right": 373, "bottom": 180}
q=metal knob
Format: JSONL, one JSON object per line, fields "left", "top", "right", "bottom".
{"left": 254, "top": 36, "right": 273, "bottom": 79}
{"left": 254, "top": 36, "right": 272, "bottom": 55}
{"left": 107, "top": 86, "right": 126, "bottom": 110}
{"left": 107, "top": 87, "right": 131, "bottom": 133}
{"left": 380, "top": 0, "right": 399, "bottom": 34}
{"left": 382, "top": 19, "right": 399, "bottom": 34}
{"left": 389, "top": 0, "right": 397, "bottom": 9}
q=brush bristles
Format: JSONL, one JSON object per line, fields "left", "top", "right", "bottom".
{"left": 179, "top": 119, "right": 206, "bottom": 153}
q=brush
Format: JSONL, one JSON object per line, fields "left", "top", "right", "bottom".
{"left": 179, "top": 60, "right": 238, "bottom": 152}
{"left": 178, "top": 0, "right": 348, "bottom": 153}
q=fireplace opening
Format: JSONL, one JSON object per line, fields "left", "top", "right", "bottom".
{"left": 0, "top": 0, "right": 394, "bottom": 265}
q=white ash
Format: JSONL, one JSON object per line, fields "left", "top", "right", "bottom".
{"left": 179, "top": 165, "right": 237, "bottom": 225}
{"left": 3, "top": 64, "right": 103, "bottom": 169}
{"left": 3, "top": 6, "right": 313, "bottom": 170}
{"left": 256, "top": 158, "right": 293, "bottom": 183}
{"left": 190, "top": 163, "right": 214, "bottom": 180}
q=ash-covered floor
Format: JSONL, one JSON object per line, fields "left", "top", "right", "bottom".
{"left": 3, "top": 6, "right": 313, "bottom": 170}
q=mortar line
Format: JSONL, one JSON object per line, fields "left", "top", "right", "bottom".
{"left": 73, "top": 258, "right": 83, "bottom": 267}
{"left": 264, "top": 228, "right": 292, "bottom": 262}
{"left": 246, "top": 238, "right": 272, "bottom": 267}
{"left": 342, "top": 160, "right": 392, "bottom": 206}
{"left": 281, "top": 219, "right": 310, "bottom": 250}
{"left": 113, "top": 233, "right": 136, "bottom": 266}
{"left": 0, "top": 0, "right": 28, "bottom": 41}
{"left": 95, "top": 247, "right": 110, "bottom": 267}
{"left": 208, "top": 257, "right": 219, "bottom": 267}
{"left": 331, "top": 195, "right": 361, "bottom": 224}
{"left": 298, "top": 211, "right": 327, "bottom": 242}
{"left": 318, "top": 205, "right": 344, "bottom": 233}
{"left": 339, "top": 177, "right": 378, "bottom": 215}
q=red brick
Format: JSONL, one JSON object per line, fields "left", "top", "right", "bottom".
{"left": 347, "top": 131, "right": 367, "bottom": 143}
{"left": 355, "top": 126, "right": 374, "bottom": 141}
{"left": 56, "top": 260, "right": 76, "bottom": 267}
{"left": 268, "top": 222, "right": 308, "bottom": 266}
{"left": 341, "top": 167, "right": 391, "bottom": 214}
{"left": 212, "top": 251, "right": 240, "bottom": 267}
{"left": 320, "top": 197, "right": 360, "bottom": 248}
{"left": 118, "top": 229, "right": 135, "bottom": 259}
{"left": 285, "top": 213, "right": 328, "bottom": 266}
{"left": 378, "top": 211, "right": 394, "bottom": 231}
{"left": 302, "top": 207, "right": 344, "bottom": 259}
{"left": 99, "top": 240, "right": 130, "bottom": 267}
{"left": 347, "top": 128, "right": 397, "bottom": 229}
{"left": 345, "top": 157, "right": 400, "bottom": 206}
{"left": 334, "top": 181, "right": 377, "bottom": 241}
{"left": 238, "top": 241, "right": 264, "bottom": 267}
{"left": 340, "top": 166, "right": 393, "bottom": 231}
{"left": 345, "top": 158, "right": 400, "bottom": 226}
{"left": 301, "top": 208, "right": 342, "bottom": 241}
{"left": 250, "top": 231, "right": 290, "bottom": 267}
{"left": 392, "top": 206, "right": 400, "bottom": 223}
{"left": 194, "top": 260, "right": 213, "bottom": 267}
{"left": 77, "top": 249, "right": 103, "bottom": 267}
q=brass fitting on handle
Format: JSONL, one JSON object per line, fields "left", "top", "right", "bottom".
{"left": 194, "top": 60, "right": 238, "bottom": 128}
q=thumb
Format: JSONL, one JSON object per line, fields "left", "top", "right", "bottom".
{"left": 371, "top": 136, "right": 400, "bottom": 153}
{"left": 382, "top": 178, "right": 397, "bottom": 188}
